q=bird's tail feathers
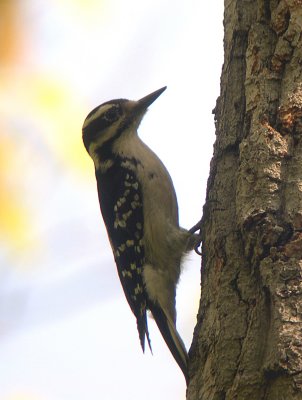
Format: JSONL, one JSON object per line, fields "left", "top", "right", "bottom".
{"left": 137, "top": 313, "right": 152, "bottom": 354}
{"left": 148, "top": 302, "right": 188, "bottom": 384}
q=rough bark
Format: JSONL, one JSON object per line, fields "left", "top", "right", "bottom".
{"left": 187, "top": 1, "right": 302, "bottom": 399}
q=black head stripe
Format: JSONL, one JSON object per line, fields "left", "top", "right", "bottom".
{"left": 84, "top": 99, "right": 125, "bottom": 121}
{"left": 82, "top": 100, "right": 126, "bottom": 150}
{"left": 87, "top": 117, "right": 132, "bottom": 161}
{"left": 82, "top": 115, "right": 112, "bottom": 149}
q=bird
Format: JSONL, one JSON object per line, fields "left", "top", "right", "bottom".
{"left": 82, "top": 86, "right": 201, "bottom": 383}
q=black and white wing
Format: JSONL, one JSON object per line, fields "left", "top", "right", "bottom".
{"left": 95, "top": 159, "right": 151, "bottom": 351}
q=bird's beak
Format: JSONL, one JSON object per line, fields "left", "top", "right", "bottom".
{"left": 135, "top": 86, "right": 167, "bottom": 112}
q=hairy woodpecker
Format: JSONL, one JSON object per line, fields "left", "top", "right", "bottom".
{"left": 82, "top": 87, "right": 201, "bottom": 383}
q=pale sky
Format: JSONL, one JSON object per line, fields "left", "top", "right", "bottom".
{"left": 0, "top": 1, "right": 224, "bottom": 399}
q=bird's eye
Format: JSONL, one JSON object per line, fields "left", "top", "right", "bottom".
{"left": 104, "top": 106, "right": 121, "bottom": 122}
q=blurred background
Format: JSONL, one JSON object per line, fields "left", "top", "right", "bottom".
{"left": 0, "top": 1, "right": 223, "bottom": 399}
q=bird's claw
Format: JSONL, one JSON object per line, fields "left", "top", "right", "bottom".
{"left": 194, "top": 241, "right": 202, "bottom": 256}
{"left": 189, "top": 219, "right": 202, "bottom": 256}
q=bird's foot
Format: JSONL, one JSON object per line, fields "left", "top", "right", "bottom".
{"left": 188, "top": 219, "right": 202, "bottom": 256}
{"left": 188, "top": 219, "right": 202, "bottom": 234}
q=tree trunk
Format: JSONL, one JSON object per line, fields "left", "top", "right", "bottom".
{"left": 187, "top": 1, "right": 302, "bottom": 399}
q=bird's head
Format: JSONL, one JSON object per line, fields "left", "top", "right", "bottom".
{"left": 82, "top": 86, "right": 166, "bottom": 154}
